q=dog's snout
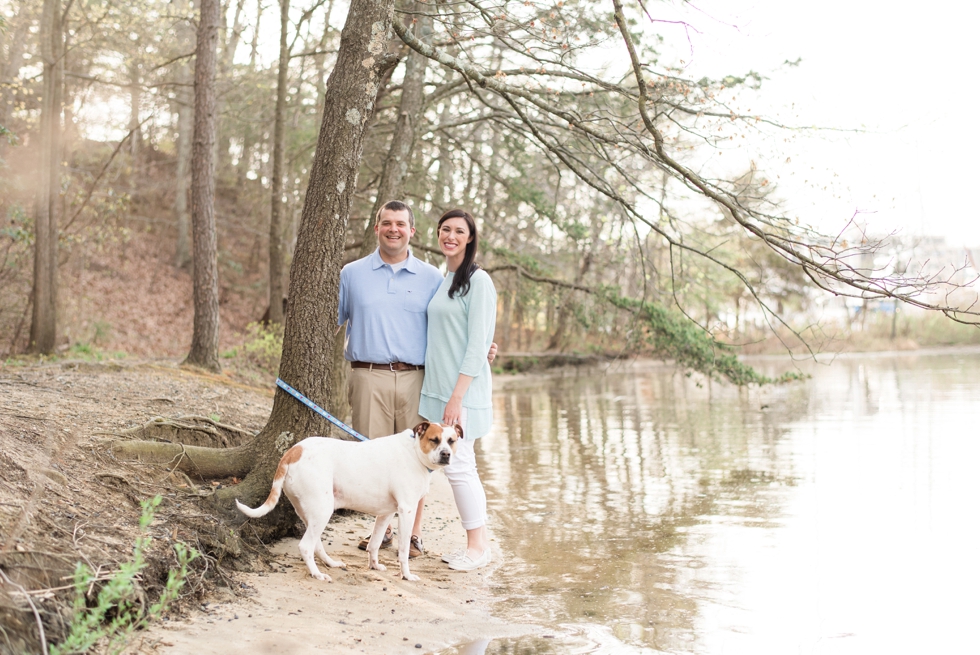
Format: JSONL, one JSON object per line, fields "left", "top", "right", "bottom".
{"left": 439, "top": 450, "right": 451, "bottom": 464}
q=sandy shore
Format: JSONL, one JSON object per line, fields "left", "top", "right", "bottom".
{"left": 131, "top": 473, "right": 533, "bottom": 655}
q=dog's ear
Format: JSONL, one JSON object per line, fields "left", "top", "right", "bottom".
{"left": 453, "top": 423, "right": 464, "bottom": 440}
{"left": 413, "top": 422, "right": 430, "bottom": 439}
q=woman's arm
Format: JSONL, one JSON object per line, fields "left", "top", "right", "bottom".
{"left": 445, "top": 273, "right": 497, "bottom": 424}
{"left": 457, "top": 273, "right": 498, "bottom": 378}
{"left": 442, "top": 374, "right": 473, "bottom": 425}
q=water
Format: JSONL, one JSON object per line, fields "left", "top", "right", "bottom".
{"left": 466, "top": 350, "right": 980, "bottom": 654}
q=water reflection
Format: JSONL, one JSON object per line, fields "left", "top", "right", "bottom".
{"left": 475, "top": 351, "right": 980, "bottom": 653}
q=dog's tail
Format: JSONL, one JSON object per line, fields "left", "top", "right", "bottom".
{"left": 234, "top": 443, "right": 304, "bottom": 518}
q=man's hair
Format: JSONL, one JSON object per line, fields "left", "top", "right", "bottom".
{"left": 375, "top": 200, "right": 415, "bottom": 228}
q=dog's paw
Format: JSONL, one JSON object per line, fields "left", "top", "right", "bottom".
{"left": 328, "top": 559, "right": 346, "bottom": 569}
{"left": 310, "top": 571, "right": 333, "bottom": 582}
{"left": 370, "top": 562, "right": 387, "bottom": 572}
{"left": 402, "top": 572, "right": 420, "bottom": 582}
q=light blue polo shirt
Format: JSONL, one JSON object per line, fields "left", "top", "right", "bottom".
{"left": 337, "top": 249, "right": 445, "bottom": 365}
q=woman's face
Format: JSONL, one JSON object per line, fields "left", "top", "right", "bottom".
{"left": 438, "top": 217, "right": 473, "bottom": 259}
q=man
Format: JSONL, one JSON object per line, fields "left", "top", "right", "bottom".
{"left": 338, "top": 200, "right": 495, "bottom": 557}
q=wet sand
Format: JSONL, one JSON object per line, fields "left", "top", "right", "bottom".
{"left": 132, "top": 474, "right": 533, "bottom": 654}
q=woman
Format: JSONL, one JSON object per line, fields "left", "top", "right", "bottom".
{"left": 419, "top": 208, "right": 497, "bottom": 571}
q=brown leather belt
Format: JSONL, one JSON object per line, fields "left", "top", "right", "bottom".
{"left": 351, "top": 361, "right": 424, "bottom": 372}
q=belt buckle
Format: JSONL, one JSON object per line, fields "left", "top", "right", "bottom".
{"left": 389, "top": 362, "right": 396, "bottom": 372}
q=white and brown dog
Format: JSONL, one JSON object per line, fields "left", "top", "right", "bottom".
{"left": 236, "top": 422, "right": 460, "bottom": 582}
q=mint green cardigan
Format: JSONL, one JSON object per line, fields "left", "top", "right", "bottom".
{"left": 419, "top": 269, "right": 497, "bottom": 439}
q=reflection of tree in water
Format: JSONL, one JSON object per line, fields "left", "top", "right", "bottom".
{"left": 480, "top": 368, "right": 800, "bottom": 651}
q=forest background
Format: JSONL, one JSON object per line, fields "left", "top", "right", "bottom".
{"left": 3, "top": 0, "right": 980, "bottom": 383}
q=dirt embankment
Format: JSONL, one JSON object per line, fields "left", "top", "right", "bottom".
{"left": 0, "top": 360, "right": 525, "bottom": 655}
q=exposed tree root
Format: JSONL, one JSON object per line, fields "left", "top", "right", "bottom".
{"left": 109, "top": 441, "right": 253, "bottom": 480}
{"left": 101, "top": 415, "right": 256, "bottom": 448}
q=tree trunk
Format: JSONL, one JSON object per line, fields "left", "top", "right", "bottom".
{"left": 184, "top": 0, "right": 222, "bottom": 372}
{"left": 236, "top": 0, "right": 265, "bottom": 186}
{"left": 215, "top": 0, "right": 246, "bottom": 174}
{"left": 356, "top": 5, "right": 428, "bottom": 261}
{"left": 29, "top": 0, "right": 62, "bottom": 354}
{"left": 128, "top": 63, "right": 142, "bottom": 160}
{"left": 209, "top": 0, "right": 398, "bottom": 528}
{"left": 267, "top": 0, "right": 290, "bottom": 326}
{"left": 546, "top": 252, "right": 591, "bottom": 351}
{"left": 174, "top": 67, "right": 193, "bottom": 269}
{"left": 327, "top": 3, "right": 429, "bottom": 418}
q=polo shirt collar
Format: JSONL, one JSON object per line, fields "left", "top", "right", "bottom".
{"left": 370, "top": 248, "right": 419, "bottom": 274}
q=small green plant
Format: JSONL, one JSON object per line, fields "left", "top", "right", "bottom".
{"left": 241, "top": 321, "right": 283, "bottom": 374}
{"left": 51, "top": 496, "right": 198, "bottom": 655}
{"left": 68, "top": 343, "right": 95, "bottom": 358}
{"left": 92, "top": 320, "right": 112, "bottom": 346}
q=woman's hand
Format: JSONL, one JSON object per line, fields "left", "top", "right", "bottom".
{"left": 443, "top": 394, "right": 464, "bottom": 425}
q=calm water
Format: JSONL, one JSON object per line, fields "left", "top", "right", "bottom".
{"left": 465, "top": 350, "right": 980, "bottom": 654}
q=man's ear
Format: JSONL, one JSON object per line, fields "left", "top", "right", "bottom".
{"left": 453, "top": 424, "right": 464, "bottom": 440}
{"left": 413, "top": 422, "right": 430, "bottom": 439}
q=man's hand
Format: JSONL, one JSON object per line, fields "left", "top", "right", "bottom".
{"left": 487, "top": 342, "right": 498, "bottom": 364}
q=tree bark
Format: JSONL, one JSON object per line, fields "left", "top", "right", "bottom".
{"left": 29, "top": 0, "right": 63, "bottom": 354}
{"left": 268, "top": 0, "right": 291, "bottom": 326}
{"left": 208, "top": 0, "right": 398, "bottom": 529}
{"left": 184, "top": 0, "right": 222, "bottom": 372}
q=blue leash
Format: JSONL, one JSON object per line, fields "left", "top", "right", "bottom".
{"left": 275, "top": 377, "right": 367, "bottom": 442}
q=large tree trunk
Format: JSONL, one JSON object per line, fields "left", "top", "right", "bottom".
{"left": 29, "top": 0, "right": 63, "bottom": 354}
{"left": 208, "top": 0, "right": 398, "bottom": 529}
{"left": 267, "top": 0, "right": 290, "bottom": 326}
{"left": 325, "top": 4, "right": 430, "bottom": 418}
{"left": 185, "top": 0, "right": 222, "bottom": 372}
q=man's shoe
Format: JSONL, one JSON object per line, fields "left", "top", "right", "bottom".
{"left": 448, "top": 548, "right": 491, "bottom": 571}
{"left": 358, "top": 527, "right": 393, "bottom": 551}
{"left": 409, "top": 535, "right": 425, "bottom": 559}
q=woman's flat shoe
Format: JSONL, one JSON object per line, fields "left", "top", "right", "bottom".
{"left": 441, "top": 548, "right": 465, "bottom": 563}
{"left": 448, "top": 548, "right": 491, "bottom": 571}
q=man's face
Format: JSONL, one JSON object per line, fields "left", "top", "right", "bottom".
{"left": 374, "top": 208, "right": 415, "bottom": 263}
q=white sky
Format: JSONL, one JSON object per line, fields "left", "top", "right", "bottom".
{"left": 654, "top": 0, "right": 980, "bottom": 247}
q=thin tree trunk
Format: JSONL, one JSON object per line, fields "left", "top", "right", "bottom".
{"left": 174, "top": 67, "right": 193, "bottom": 268}
{"left": 267, "top": 0, "right": 290, "bottom": 326}
{"left": 29, "top": 0, "right": 62, "bottom": 354}
{"left": 215, "top": 0, "right": 246, "bottom": 173}
{"left": 546, "top": 252, "right": 591, "bottom": 351}
{"left": 209, "top": 0, "right": 398, "bottom": 526}
{"left": 236, "top": 0, "right": 265, "bottom": 186}
{"left": 185, "top": 0, "right": 222, "bottom": 372}
{"left": 128, "top": 63, "right": 142, "bottom": 160}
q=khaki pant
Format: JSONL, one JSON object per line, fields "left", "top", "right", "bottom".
{"left": 348, "top": 367, "right": 426, "bottom": 439}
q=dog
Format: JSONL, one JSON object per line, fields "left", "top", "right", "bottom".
{"left": 236, "top": 421, "right": 461, "bottom": 582}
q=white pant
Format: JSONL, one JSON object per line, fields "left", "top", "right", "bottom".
{"left": 444, "top": 409, "right": 487, "bottom": 530}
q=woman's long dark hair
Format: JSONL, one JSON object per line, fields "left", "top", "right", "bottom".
{"left": 438, "top": 209, "right": 479, "bottom": 299}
